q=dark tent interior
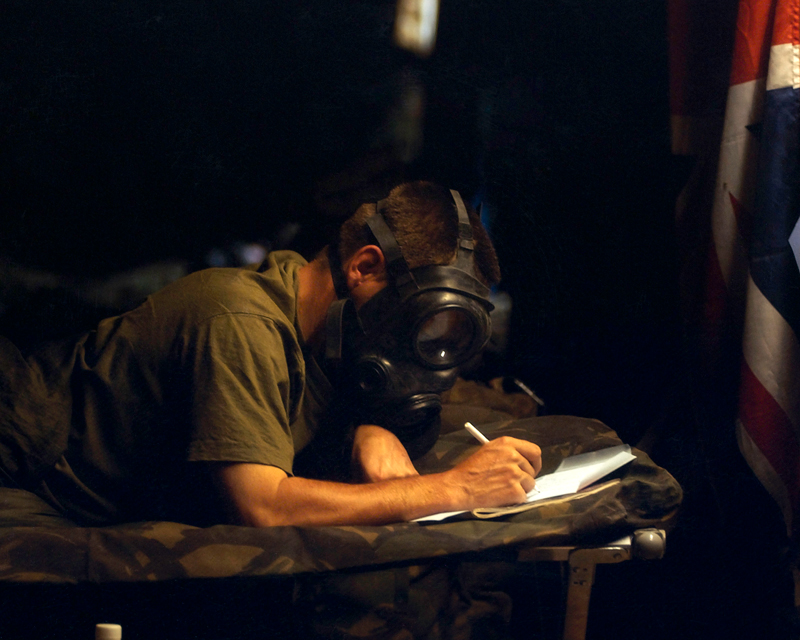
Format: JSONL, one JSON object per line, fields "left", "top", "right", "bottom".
{"left": 0, "top": 1, "right": 795, "bottom": 638}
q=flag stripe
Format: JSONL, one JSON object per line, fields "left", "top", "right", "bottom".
{"left": 741, "top": 276, "right": 800, "bottom": 434}
{"left": 711, "top": 79, "right": 760, "bottom": 291}
{"left": 738, "top": 361, "right": 800, "bottom": 509}
{"left": 729, "top": 0, "right": 777, "bottom": 85}
{"left": 772, "top": 0, "right": 800, "bottom": 47}
{"left": 767, "top": 43, "right": 800, "bottom": 89}
{"left": 737, "top": 418, "right": 795, "bottom": 534}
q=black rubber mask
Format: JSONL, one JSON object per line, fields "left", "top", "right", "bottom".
{"left": 325, "top": 190, "right": 493, "bottom": 458}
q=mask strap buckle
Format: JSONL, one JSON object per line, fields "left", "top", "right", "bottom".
{"left": 449, "top": 189, "right": 477, "bottom": 274}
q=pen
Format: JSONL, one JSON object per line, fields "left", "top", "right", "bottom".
{"left": 464, "top": 421, "right": 490, "bottom": 444}
{"left": 465, "top": 420, "right": 540, "bottom": 495}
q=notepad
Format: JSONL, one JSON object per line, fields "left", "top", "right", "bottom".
{"left": 414, "top": 444, "right": 636, "bottom": 523}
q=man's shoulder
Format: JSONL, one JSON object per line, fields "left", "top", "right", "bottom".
{"left": 147, "top": 251, "right": 306, "bottom": 325}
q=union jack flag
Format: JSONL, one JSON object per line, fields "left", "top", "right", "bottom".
{"left": 671, "top": 0, "right": 800, "bottom": 540}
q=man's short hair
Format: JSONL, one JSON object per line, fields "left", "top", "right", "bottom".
{"left": 337, "top": 181, "right": 501, "bottom": 287}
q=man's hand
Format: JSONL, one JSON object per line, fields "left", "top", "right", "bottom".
{"left": 352, "top": 424, "right": 419, "bottom": 482}
{"left": 215, "top": 434, "right": 542, "bottom": 527}
{"left": 443, "top": 436, "right": 542, "bottom": 509}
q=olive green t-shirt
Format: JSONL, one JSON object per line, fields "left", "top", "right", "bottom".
{"left": 1, "top": 251, "right": 333, "bottom": 524}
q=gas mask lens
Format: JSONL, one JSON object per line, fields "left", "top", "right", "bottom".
{"left": 415, "top": 307, "right": 476, "bottom": 368}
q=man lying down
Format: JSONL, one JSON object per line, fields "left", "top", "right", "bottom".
{"left": 0, "top": 181, "right": 541, "bottom": 527}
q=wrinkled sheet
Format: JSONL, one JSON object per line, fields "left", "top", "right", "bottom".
{"left": 0, "top": 415, "right": 682, "bottom": 584}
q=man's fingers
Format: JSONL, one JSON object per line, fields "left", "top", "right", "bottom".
{"left": 452, "top": 439, "right": 547, "bottom": 510}
{"left": 516, "top": 455, "right": 536, "bottom": 479}
{"left": 515, "top": 441, "right": 542, "bottom": 474}
{"left": 492, "top": 437, "right": 542, "bottom": 475}
{"left": 520, "top": 474, "right": 536, "bottom": 495}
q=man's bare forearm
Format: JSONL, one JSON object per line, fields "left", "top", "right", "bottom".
{"left": 257, "top": 472, "right": 464, "bottom": 527}
{"left": 218, "top": 436, "right": 541, "bottom": 527}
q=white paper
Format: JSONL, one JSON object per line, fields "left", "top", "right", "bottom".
{"left": 523, "top": 444, "right": 636, "bottom": 503}
{"left": 414, "top": 444, "right": 636, "bottom": 523}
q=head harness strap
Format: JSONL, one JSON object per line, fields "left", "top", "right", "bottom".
{"left": 366, "top": 200, "right": 418, "bottom": 296}
{"left": 324, "top": 238, "right": 355, "bottom": 364}
{"left": 365, "top": 190, "right": 478, "bottom": 295}
{"left": 331, "top": 188, "right": 481, "bottom": 305}
{"left": 326, "top": 242, "right": 351, "bottom": 301}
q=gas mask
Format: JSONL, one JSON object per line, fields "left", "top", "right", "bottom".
{"left": 324, "top": 189, "right": 494, "bottom": 458}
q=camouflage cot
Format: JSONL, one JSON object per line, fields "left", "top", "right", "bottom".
{"left": 0, "top": 415, "right": 682, "bottom": 640}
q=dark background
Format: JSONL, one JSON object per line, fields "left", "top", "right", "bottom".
{"left": 0, "top": 1, "right": 794, "bottom": 639}
{"left": 0, "top": 0, "right": 681, "bottom": 439}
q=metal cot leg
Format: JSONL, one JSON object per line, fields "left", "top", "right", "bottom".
{"left": 518, "top": 529, "right": 667, "bottom": 640}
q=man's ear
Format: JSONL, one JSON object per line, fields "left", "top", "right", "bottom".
{"left": 343, "top": 245, "right": 387, "bottom": 289}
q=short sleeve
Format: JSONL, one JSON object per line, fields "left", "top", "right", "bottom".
{"left": 182, "top": 313, "right": 305, "bottom": 474}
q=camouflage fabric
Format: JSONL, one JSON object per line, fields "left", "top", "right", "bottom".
{"left": 439, "top": 377, "right": 539, "bottom": 434}
{"left": 0, "top": 415, "right": 681, "bottom": 639}
{"left": 0, "top": 416, "right": 681, "bottom": 584}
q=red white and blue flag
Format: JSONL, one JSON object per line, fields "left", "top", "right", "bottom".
{"left": 671, "top": 0, "right": 800, "bottom": 539}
